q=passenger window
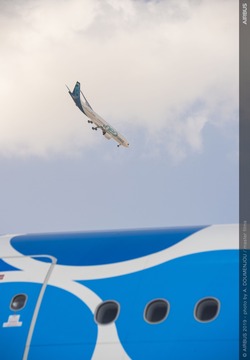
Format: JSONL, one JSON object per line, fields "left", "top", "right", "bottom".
{"left": 10, "top": 294, "right": 27, "bottom": 311}
{"left": 144, "top": 299, "right": 170, "bottom": 324}
{"left": 195, "top": 297, "right": 220, "bottom": 322}
{"left": 95, "top": 301, "right": 120, "bottom": 325}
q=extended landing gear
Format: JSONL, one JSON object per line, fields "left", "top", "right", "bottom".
{"left": 117, "top": 144, "right": 120, "bottom": 147}
{"left": 88, "top": 120, "right": 93, "bottom": 124}
{"left": 92, "top": 127, "right": 98, "bottom": 131}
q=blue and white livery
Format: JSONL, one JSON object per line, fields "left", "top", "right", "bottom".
{"left": 0, "top": 225, "right": 239, "bottom": 359}
{"left": 67, "top": 82, "right": 129, "bottom": 148}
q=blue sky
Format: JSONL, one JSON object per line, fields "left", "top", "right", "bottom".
{"left": 0, "top": 0, "right": 238, "bottom": 234}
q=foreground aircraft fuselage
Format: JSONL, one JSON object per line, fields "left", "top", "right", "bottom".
{"left": 0, "top": 225, "right": 239, "bottom": 359}
{"left": 67, "top": 82, "right": 129, "bottom": 148}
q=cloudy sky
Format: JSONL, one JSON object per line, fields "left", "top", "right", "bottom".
{"left": 0, "top": 0, "right": 238, "bottom": 234}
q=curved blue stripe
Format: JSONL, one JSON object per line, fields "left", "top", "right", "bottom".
{"left": 10, "top": 226, "right": 206, "bottom": 266}
{"left": 0, "top": 259, "right": 20, "bottom": 272}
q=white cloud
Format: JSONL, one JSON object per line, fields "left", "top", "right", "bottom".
{"left": 0, "top": 0, "right": 238, "bottom": 158}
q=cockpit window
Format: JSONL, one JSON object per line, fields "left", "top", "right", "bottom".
{"left": 10, "top": 294, "right": 27, "bottom": 311}
{"left": 144, "top": 299, "right": 170, "bottom": 324}
{"left": 95, "top": 301, "right": 120, "bottom": 325}
{"left": 195, "top": 297, "right": 220, "bottom": 322}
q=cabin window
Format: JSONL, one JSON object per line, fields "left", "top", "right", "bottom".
{"left": 10, "top": 294, "right": 27, "bottom": 311}
{"left": 95, "top": 301, "right": 120, "bottom": 325}
{"left": 195, "top": 297, "right": 220, "bottom": 322}
{"left": 144, "top": 299, "right": 170, "bottom": 324}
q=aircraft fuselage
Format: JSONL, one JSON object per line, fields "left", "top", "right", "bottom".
{"left": 68, "top": 82, "right": 129, "bottom": 148}
{"left": 0, "top": 225, "right": 239, "bottom": 360}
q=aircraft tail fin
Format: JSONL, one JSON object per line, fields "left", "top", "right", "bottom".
{"left": 71, "top": 81, "right": 81, "bottom": 98}
{"left": 68, "top": 81, "right": 93, "bottom": 110}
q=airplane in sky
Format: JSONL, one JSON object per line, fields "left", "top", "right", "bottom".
{"left": 0, "top": 224, "right": 239, "bottom": 359}
{"left": 66, "top": 82, "right": 129, "bottom": 148}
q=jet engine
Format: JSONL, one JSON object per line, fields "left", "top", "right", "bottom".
{"left": 104, "top": 133, "right": 112, "bottom": 140}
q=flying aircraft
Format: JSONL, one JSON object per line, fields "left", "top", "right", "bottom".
{"left": 0, "top": 224, "right": 239, "bottom": 359}
{"left": 66, "top": 82, "right": 129, "bottom": 148}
